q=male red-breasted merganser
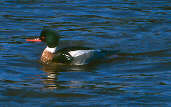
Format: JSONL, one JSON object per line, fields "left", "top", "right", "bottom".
{"left": 26, "top": 29, "right": 116, "bottom": 65}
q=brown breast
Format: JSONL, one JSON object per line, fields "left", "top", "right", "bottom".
{"left": 41, "top": 50, "right": 55, "bottom": 64}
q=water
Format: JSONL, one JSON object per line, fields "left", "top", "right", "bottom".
{"left": 0, "top": 0, "right": 170, "bottom": 106}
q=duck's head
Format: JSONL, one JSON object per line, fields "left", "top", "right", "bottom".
{"left": 26, "top": 29, "right": 60, "bottom": 48}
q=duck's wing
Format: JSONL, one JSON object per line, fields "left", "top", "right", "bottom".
{"left": 52, "top": 51, "right": 73, "bottom": 64}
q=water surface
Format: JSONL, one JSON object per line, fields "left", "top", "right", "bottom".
{"left": 0, "top": 0, "right": 170, "bottom": 106}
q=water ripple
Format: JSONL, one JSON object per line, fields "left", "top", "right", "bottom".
{"left": 0, "top": 0, "right": 170, "bottom": 106}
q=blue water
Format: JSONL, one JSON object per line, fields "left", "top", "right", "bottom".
{"left": 0, "top": 0, "right": 171, "bottom": 106}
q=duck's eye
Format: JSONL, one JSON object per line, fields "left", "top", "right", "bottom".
{"left": 40, "top": 36, "right": 45, "bottom": 41}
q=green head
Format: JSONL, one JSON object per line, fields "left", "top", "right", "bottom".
{"left": 39, "top": 29, "right": 60, "bottom": 48}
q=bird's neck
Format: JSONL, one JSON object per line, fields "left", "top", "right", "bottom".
{"left": 44, "top": 46, "right": 57, "bottom": 53}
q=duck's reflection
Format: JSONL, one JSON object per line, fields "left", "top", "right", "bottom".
{"left": 41, "top": 63, "right": 93, "bottom": 90}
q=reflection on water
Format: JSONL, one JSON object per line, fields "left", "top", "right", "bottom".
{"left": 41, "top": 63, "right": 94, "bottom": 89}
{"left": 0, "top": 0, "right": 170, "bottom": 106}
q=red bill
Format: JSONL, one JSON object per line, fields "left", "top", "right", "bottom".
{"left": 26, "top": 38, "right": 42, "bottom": 42}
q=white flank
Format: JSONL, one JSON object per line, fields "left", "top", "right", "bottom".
{"left": 45, "top": 46, "right": 57, "bottom": 53}
{"left": 69, "top": 50, "right": 95, "bottom": 57}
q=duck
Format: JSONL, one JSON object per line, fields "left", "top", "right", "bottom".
{"left": 26, "top": 29, "right": 117, "bottom": 65}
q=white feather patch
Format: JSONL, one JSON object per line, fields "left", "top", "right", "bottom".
{"left": 45, "top": 46, "right": 57, "bottom": 53}
{"left": 69, "top": 50, "right": 95, "bottom": 57}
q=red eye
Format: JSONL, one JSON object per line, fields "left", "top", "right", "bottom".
{"left": 41, "top": 36, "right": 45, "bottom": 41}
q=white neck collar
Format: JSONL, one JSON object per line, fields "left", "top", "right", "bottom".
{"left": 45, "top": 46, "right": 57, "bottom": 53}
